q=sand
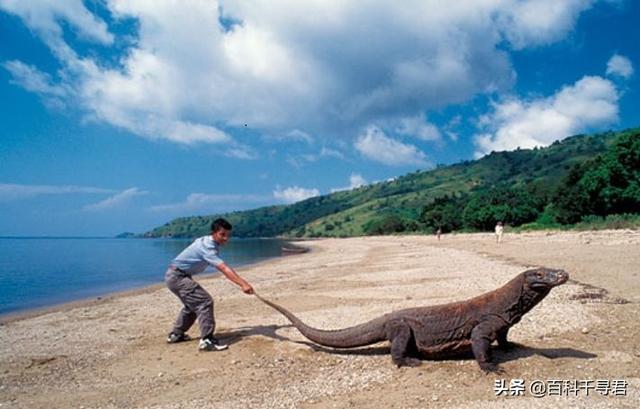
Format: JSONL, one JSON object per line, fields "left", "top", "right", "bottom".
{"left": 0, "top": 230, "right": 638, "bottom": 408}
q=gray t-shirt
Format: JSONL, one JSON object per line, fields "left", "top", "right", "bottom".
{"left": 171, "top": 235, "right": 224, "bottom": 275}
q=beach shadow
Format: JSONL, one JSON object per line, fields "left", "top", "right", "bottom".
{"left": 287, "top": 341, "right": 597, "bottom": 363}
{"left": 301, "top": 342, "right": 391, "bottom": 357}
{"left": 431, "top": 344, "right": 598, "bottom": 364}
{"left": 216, "top": 324, "right": 294, "bottom": 345}
{"left": 493, "top": 344, "right": 598, "bottom": 364}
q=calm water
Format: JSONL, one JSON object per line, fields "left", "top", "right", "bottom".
{"left": 0, "top": 237, "right": 287, "bottom": 315}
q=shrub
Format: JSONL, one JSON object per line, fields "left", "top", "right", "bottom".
{"left": 363, "top": 215, "right": 407, "bottom": 235}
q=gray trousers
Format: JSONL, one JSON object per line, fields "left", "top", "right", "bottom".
{"left": 165, "top": 268, "right": 215, "bottom": 338}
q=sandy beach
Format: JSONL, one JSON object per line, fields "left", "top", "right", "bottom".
{"left": 1, "top": 230, "right": 639, "bottom": 408}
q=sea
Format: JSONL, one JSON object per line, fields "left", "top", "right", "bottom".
{"left": 0, "top": 237, "right": 288, "bottom": 316}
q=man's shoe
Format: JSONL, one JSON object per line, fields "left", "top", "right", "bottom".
{"left": 167, "top": 332, "right": 191, "bottom": 343}
{"left": 199, "top": 337, "right": 228, "bottom": 351}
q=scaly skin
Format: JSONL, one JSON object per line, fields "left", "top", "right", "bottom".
{"left": 256, "top": 267, "right": 569, "bottom": 373}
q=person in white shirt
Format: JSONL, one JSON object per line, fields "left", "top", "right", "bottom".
{"left": 165, "top": 218, "right": 254, "bottom": 351}
{"left": 495, "top": 221, "right": 504, "bottom": 243}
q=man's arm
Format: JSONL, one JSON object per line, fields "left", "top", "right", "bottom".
{"left": 216, "top": 263, "right": 254, "bottom": 294}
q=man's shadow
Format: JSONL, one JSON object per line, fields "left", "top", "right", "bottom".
{"left": 215, "top": 324, "right": 294, "bottom": 346}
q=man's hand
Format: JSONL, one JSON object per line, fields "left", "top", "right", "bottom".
{"left": 241, "top": 282, "right": 254, "bottom": 295}
{"left": 217, "top": 262, "right": 254, "bottom": 295}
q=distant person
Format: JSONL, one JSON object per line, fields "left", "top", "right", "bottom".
{"left": 165, "top": 218, "right": 254, "bottom": 351}
{"left": 436, "top": 227, "right": 442, "bottom": 241}
{"left": 495, "top": 221, "right": 504, "bottom": 243}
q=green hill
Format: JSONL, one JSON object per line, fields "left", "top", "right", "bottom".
{"left": 141, "top": 127, "right": 638, "bottom": 238}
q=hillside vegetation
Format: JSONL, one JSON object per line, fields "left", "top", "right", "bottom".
{"left": 142, "top": 127, "right": 639, "bottom": 238}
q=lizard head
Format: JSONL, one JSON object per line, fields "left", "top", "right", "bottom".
{"left": 523, "top": 267, "right": 569, "bottom": 291}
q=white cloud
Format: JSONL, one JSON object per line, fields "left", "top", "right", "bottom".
{"left": 0, "top": 0, "right": 598, "bottom": 149}
{"left": 444, "top": 115, "right": 462, "bottom": 142}
{"left": 164, "top": 121, "right": 231, "bottom": 145}
{"left": 320, "top": 147, "right": 345, "bottom": 160}
{"left": 286, "top": 146, "right": 345, "bottom": 168}
{"left": 286, "top": 129, "right": 314, "bottom": 144}
{"left": 395, "top": 115, "right": 442, "bottom": 141}
{"left": 285, "top": 156, "right": 308, "bottom": 169}
{"left": 0, "top": 0, "right": 113, "bottom": 47}
{"left": 0, "top": 183, "right": 114, "bottom": 201}
{"left": 263, "top": 129, "right": 314, "bottom": 144}
{"left": 606, "top": 54, "right": 634, "bottom": 79}
{"left": 348, "top": 173, "right": 367, "bottom": 189}
{"left": 474, "top": 75, "right": 619, "bottom": 157}
{"left": 3, "top": 61, "right": 68, "bottom": 97}
{"left": 83, "top": 187, "right": 148, "bottom": 212}
{"left": 224, "top": 145, "right": 259, "bottom": 160}
{"left": 273, "top": 186, "right": 319, "bottom": 204}
{"left": 331, "top": 173, "right": 368, "bottom": 193}
{"left": 355, "top": 126, "right": 428, "bottom": 167}
{"left": 150, "top": 192, "right": 270, "bottom": 212}
{"left": 494, "top": 0, "right": 596, "bottom": 49}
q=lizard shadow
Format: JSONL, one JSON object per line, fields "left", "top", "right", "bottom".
{"left": 214, "top": 328, "right": 597, "bottom": 365}
{"left": 298, "top": 341, "right": 391, "bottom": 356}
{"left": 492, "top": 344, "right": 598, "bottom": 364}
{"left": 293, "top": 341, "right": 597, "bottom": 364}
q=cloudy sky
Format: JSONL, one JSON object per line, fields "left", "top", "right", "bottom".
{"left": 0, "top": 0, "right": 638, "bottom": 236}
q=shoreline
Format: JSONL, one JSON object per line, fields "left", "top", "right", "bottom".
{"left": 0, "top": 241, "right": 311, "bottom": 325}
{"left": 3, "top": 227, "right": 637, "bottom": 323}
{"left": 0, "top": 281, "right": 167, "bottom": 325}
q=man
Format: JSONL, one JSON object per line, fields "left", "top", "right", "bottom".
{"left": 165, "top": 218, "right": 254, "bottom": 351}
{"left": 495, "top": 221, "right": 504, "bottom": 243}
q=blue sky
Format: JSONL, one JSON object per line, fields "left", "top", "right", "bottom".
{"left": 0, "top": 0, "right": 638, "bottom": 236}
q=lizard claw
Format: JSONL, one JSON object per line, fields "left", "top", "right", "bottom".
{"left": 480, "top": 362, "right": 504, "bottom": 374}
{"left": 395, "top": 357, "right": 422, "bottom": 368}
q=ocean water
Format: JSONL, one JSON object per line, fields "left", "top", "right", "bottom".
{"left": 0, "top": 237, "right": 287, "bottom": 315}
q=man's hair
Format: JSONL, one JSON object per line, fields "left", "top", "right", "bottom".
{"left": 211, "top": 218, "right": 232, "bottom": 232}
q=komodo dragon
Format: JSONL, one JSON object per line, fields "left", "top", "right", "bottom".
{"left": 256, "top": 267, "right": 568, "bottom": 373}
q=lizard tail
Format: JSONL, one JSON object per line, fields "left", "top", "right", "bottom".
{"left": 255, "top": 293, "right": 387, "bottom": 348}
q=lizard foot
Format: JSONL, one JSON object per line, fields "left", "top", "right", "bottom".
{"left": 479, "top": 362, "right": 504, "bottom": 375}
{"left": 395, "top": 357, "right": 422, "bottom": 368}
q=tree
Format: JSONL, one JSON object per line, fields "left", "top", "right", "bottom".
{"left": 420, "top": 195, "right": 464, "bottom": 233}
{"left": 363, "top": 215, "right": 407, "bottom": 235}
{"left": 462, "top": 186, "right": 541, "bottom": 230}
{"left": 552, "top": 130, "right": 640, "bottom": 223}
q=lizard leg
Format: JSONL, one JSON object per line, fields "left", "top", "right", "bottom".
{"left": 471, "top": 321, "right": 503, "bottom": 374}
{"left": 388, "top": 320, "right": 421, "bottom": 367}
{"left": 496, "top": 328, "right": 517, "bottom": 350}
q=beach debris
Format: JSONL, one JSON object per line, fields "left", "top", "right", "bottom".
{"left": 281, "top": 245, "right": 310, "bottom": 255}
{"left": 25, "top": 356, "right": 62, "bottom": 369}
